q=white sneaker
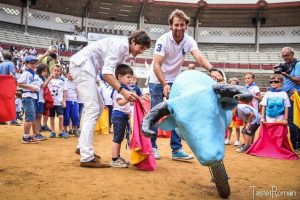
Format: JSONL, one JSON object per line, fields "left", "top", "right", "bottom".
{"left": 234, "top": 141, "right": 241, "bottom": 146}
{"left": 119, "top": 156, "right": 130, "bottom": 165}
{"left": 110, "top": 157, "right": 128, "bottom": 168}
{"left": 224, "top": 139, "right": 231, "bottom": 145}
{"left": 153, "top": 148, "right": 160, "bottom": 159}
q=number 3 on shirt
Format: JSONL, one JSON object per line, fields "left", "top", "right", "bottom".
{"left": 156, "top": 44, "right": 162, "bottom": 52}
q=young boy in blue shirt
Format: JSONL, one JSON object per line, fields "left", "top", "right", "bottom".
{"left": 110, "top": 64, "right": 133, "bottom": 168}
{"left": 17, "top": 55, "right": 41, "bottom": 144}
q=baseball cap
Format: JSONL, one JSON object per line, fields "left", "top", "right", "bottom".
{"left": 24, "top": 55, "right": 38, "bottom": 63}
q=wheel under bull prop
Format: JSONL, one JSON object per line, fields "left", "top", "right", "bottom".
{"left": 142, "top": 70, "right": 253, "bottom": 199}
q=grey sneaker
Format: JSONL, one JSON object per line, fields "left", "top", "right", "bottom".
{"left": 22, "top": 136, "right": 38, "bottom": 144}
{"left": 172, "top": 149, "right": 194, "bottom": 160}
{"left": 73, "top": 129, "right": 81, "bottom": 137}
{"left": 237, "top": 145, "right": 251, "bottom": 153}
{"left": 110, "top": 157, "right": 128, "bottom": 168}
{"left": 153, "top": 148, "right": 160, "bottom": 159}
{"left": 41, "top": 124, "right": 52, "bottom": 132}
{"left": 33, "top": 133, "right": 47, "bottom": 141}
{"left": 119, "top": 156, "right": 130, "bottom": 165}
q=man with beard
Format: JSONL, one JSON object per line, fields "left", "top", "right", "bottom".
{"left": 148, "top": 9, "right": 223, "bottom": 160}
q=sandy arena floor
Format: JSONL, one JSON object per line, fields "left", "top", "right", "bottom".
{"left": 0, "top": 124, "right": 300, "bottom": 200}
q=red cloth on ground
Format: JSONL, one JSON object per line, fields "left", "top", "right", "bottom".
{"left": 0, "top": 75, "right": 16, "bottom": 122}
{"left": 246, "top": 123, "right": 298, "bottom": 160}
{"left": 158, "top": 117, "right": 171, "bottom": 138}
{"left": 43, "top": 87, "right": 53, "bottom": 116}
{"left": 130, "top": 99, "right": 156, "bottom": 171}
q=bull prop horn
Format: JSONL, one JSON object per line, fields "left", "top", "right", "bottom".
{"left": 141, "top": 101, "right": 170, "bottom": 138}
{"left": 213, "top": 84, "right": 253, "bottom": 101}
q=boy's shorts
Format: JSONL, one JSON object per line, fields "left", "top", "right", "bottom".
{"left": 229, "top": 120, "right": 243, "bottom": 128}
{"left": 242, "top": 123, "right": 260, "bottom": 136}
{"left": 49, "top": 105, "right": 64, "bottom": 117}
{"left": 36, "top": 102, "right": 45, "bottom": 114}
{"left": 112, "top": 116, "right": 129, "bottom": 144}
{"left": 22, "top": 97, "right": 37, "bottom": 122}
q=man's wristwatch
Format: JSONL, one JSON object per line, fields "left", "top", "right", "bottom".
{"left": 117, "top": 85, "right": 125, "bottom": 93}
{"left": 209, "top": 67, "right": 218, "bottom": 73}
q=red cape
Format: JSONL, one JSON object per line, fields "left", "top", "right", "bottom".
{"left": 247, "top": 123, "right": 298, "bottom": 160}
{"left": 0, "top": 75, "right": 16, "bottom": 122}
{"left": 130, "top": 99, "right": 157, "bottom": 171}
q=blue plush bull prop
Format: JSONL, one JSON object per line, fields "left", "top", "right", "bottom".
{"left": 142, "top": 70, "right": 253, "bottom": 198}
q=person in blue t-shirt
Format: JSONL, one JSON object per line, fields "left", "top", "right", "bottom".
{"left": 129, "top": 74, "right": 142, "bottom": 96}
{"left": 279, "top": 47, "right": 300, "bottom": 151}
{"left": 0, "top": 50, "right": 15, "bottom": 76}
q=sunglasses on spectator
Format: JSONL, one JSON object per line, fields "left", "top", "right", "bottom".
{"left": 269, "top": 80, "right": 280, "bottom": 84}
{"left": 282, "top": 54, "right": 290, "bottom": 57}
{"left": 28, "top": 61, "right": 38, "bottom": 64}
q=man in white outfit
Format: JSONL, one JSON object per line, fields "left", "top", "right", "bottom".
{"left": 69, "top": 30, "right": 151, "bottom": 168}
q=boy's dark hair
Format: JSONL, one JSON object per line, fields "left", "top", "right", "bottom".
{"left": 2, "top": 50, "right": 12, "bottom": 61}
{"left": 16, "top": 91, "right": 22, "bottom": 98}
{"left": 270, "top": 74, "right": 284, "bottom": 83}
{"left": 128, "top": 30, "right": 151, "bottom": 49}
{"left": 36, "top": 64, "right": 48, "bottom": 75}
{"left": 115, "top": 64, "right": 133, "bottom": 79}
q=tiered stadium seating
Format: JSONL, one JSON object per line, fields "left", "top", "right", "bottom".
{"left": 137, "top": 44, "right": 300, "bottom": 65}
{"left": 0, "top": 29, "right": 52, "bottom": 48}
{"left": 0, "top": 21, "right": 68, "bottom": 41}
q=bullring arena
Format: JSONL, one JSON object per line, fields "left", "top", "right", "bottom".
{"left": 0, "top": 126, "right": 300, "bottom": 200}
{"left": 0, "top": 0, "right": 300, "bottom": 200}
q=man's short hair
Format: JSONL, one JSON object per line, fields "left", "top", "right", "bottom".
{"left": 115, "top": 64, "right": 133, "bottom": 78}
{"left": 2, "top": 50, "right": 12, "bottom": 61}
{"left": 128, "top": 30, "right": 151, "bottom": 49}
{"left": 168, "top": 9, "right": 190, "bottom": 26}
{"left": 281, "top": 47, "right": 295, "bottom": 56}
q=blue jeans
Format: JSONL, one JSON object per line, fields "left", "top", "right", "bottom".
{"left": 149, "top": 83, "right": 182, "bottom": 152}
